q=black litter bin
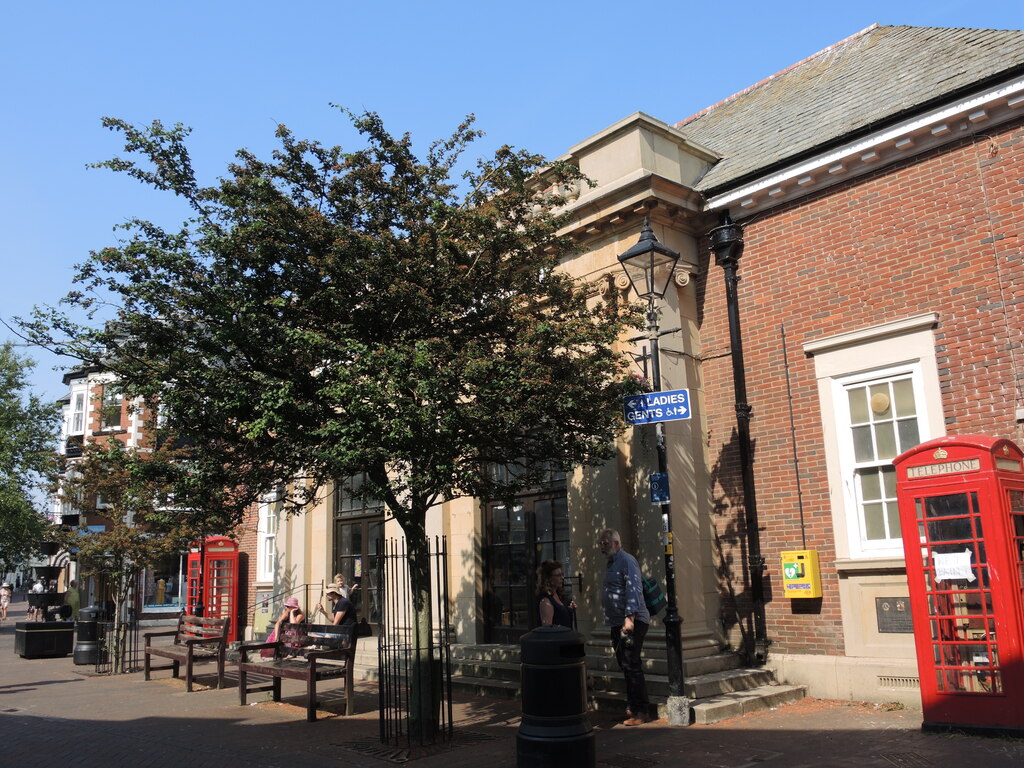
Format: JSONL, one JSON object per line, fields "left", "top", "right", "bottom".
{"left": 517, "top": 625, "right": 594, "bottom": 768}
{"left": 73, "top": 605, "right": 107, "bottom": 666}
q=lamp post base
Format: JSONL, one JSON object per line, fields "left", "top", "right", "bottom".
{"left": 665, "top": 695, "right": 692, "bottom": 727}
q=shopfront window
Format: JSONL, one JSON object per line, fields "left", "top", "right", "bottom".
{"left": 143, "top": 553, "right": 185, "bottom": 611}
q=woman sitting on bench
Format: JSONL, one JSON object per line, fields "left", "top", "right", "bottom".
{"left": 272, "top": 597, "right": 306, "bottom": 653}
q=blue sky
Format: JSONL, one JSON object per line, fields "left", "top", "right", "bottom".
{"left": 2, "top": 1, "right": 1021, "bottom": 402}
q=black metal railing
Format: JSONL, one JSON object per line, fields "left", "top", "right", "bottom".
{"left": 378, "top": 536, "right": 452, "bottom": 748}
{"left": 95, "top": 611, "right": 141, "bottom": 674}
{"left": 246, "top": 582, "right": 326, "bottom": 638}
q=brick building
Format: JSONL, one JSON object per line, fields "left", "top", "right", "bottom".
{"left": 56, "top": 366, "right": 256, "bottom": 631}
{"left": 667, "top": 24, "right": 1023, "bottom": 699}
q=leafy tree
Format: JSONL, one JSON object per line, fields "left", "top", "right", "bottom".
{"left": 0, "top": 343, "right": 60, "bottom": 575}
{"left": 56, "top": 436, "right": 216, "bottom": 671}
{"left": 25, "top": 110, "right": 642, "bottom": 732}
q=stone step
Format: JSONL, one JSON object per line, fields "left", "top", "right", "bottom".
{"left": 448, "top": 675, "right": 807, "bottom": 725}
{"left": 450, "top": 675, "right": 520, "bottom": 700}
{"left": 452, "top": 643, "right": 744, "bottom": 677}
{"left": 585, "top": 648, "right": 742, "bottom": 678}
{"left": 582, "top": 666, "right": 774, "bottom": 700}
{"left": 691, "top": 684, "right": 808, "bottom": 724}
{"left": 355, "top": 641, "right": 806, "bottom": 725}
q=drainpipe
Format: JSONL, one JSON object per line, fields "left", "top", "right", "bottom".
{"left": 708, "top": 213, "right": 770, "bottom": 665}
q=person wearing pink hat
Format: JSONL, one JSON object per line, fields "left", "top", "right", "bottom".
{"left": 271, "top": 596, "right": 306, "bottom": 644}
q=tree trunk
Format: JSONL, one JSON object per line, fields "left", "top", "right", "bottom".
{"left": 109, "top": 562, "right": 137, "bottom": 674}
{"left": 406, "top": 535, "right": 437, "bottom": 742}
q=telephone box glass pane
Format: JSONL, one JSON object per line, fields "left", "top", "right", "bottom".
{"left": 923, "top": 493, "right": 973, "bottom": 519}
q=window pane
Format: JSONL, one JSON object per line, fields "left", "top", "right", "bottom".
{"left": 868, "top": 384, "right": 892, "bottom": 419}
{"left": 897, "top": 419, "right": 920, "bottom": 451}
{"left": 852, "top": 425, "right": 874, "bottom": 462}
{"left": 881, "top": 465, "right": 897, "bottom": 497}
{"left": 510, "top": 505, "right": 526, "bottom": 544}
{"left": 101, "top": 385, "right": 122, "bottom": 429}
{"left": 874, "top": 421, "right": 897, "bottom": 459}
{"left": 848, "top": 387, "right": 868, "bottom": 423}
{"left": 886, "top": 503, "right": 901, "bottom": 540}
{"left": 860, "top": 471, "right": 881, "bottom": 501}
{"left": 493, "top": 506, "right": 509, "bottom": 544}
{"left": 892, "top": 378, "right": 916, "bottom": 417}
{"left": 535, "top": 500, "right": 553, "bottom": 543}
{"left": 864, "top": 503, "right": 886, "bottom": 539}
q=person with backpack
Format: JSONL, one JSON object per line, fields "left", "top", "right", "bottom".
{"left": 598, "top": 528, "right": 651, "bottom": 726}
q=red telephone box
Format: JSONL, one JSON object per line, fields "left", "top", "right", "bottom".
{"left": 893, "top": 435, "right": 1024, "bottom": 733}
{"left": 185, "top": 536, "right": 240, "bottom": 642}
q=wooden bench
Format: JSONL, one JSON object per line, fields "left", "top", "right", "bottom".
{"left": 143, "top": 614, "right": 230, "bottom": 692}
{"left": 237, "top": 622, "right": 357, "bottom": 721}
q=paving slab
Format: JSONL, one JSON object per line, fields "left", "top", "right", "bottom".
{"left": 2, "top": 604, "right": 1023, "bottom": 768}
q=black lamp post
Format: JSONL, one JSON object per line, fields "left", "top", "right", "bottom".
{"left": 617, "top": 219, "right": 689, "bottom": 726}
{"left": 708, "top": 213, "right": 769, "bottom": 665}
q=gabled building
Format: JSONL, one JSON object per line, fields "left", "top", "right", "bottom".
{"left": 55, "top": 366, "right": 195, "bottom": 622}
{"left": 255, "top": 24, "right": 1024, "bottom": 707}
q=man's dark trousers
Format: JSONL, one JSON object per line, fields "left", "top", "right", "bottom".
{"left": 611, "top": 620, "right": 650, "bottom": 715}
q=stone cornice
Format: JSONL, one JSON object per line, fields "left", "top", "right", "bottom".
{"left": 803, "top": 313, "right": 939, "bottom": 356}
{"left": 559, "top": 111, "right": 720, "bottom": 165}
{"left": 707, "top": 74, "right": 1024, "bottom": 215}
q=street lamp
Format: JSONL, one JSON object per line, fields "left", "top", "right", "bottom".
{"left": 617, "top": 218, "right": 689, "bottom": 726}
{"left": 708, "top": 213, "right": 769, "bottom": 665}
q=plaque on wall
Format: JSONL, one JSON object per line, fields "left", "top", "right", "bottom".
{"left": 875, "top": 597, "right": 913, "bottom": 633}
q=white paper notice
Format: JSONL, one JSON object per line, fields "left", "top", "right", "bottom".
{"left": 933, "top": 548, "right": 976, "bottom": 582}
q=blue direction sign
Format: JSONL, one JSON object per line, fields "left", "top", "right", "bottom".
{"left": 623, "top": 388, "right": 691, "bottom": 425}
{"left": 650, "top": 472, "right": 670, "bottom": 504}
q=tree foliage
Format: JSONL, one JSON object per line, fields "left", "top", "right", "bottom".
{"left": 0, "top": 343, "right": 60, "bottom": 574}
{"left": 56, "top": 436, "right": 215, "bottom": 671}
{"left": 24, "top": 109, "right": 645, "bottom": 732}
{"left": 27, "top": 110, "right": 642, "bottom": 536}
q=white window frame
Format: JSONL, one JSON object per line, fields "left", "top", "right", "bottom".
{"left": 257, "top": 499, "right": 279, "bottom": 583}
{"left": 70, "top": 391, "right": 87, "bottom": 435}
{"left": 99, "top": 383, "right": 122, "bottom": 431}
{"left": 833, "top": 362, "right": 928, "bottom": 558}
{"left": 806, "top": 313, "right": 945, "bottom": 562}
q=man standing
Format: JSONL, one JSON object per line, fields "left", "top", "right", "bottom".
{"left": 599, "top": 528, "right": 651, "bottom": 726}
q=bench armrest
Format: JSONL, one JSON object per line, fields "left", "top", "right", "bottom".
{"left": 239, "top": 641, "right": 280, "bottom": 662}
{"left": 306, "top": 647, "right": 349, "bottom": 661}
{"left": 143, "top": 630, "right": 179, "bottom": 642}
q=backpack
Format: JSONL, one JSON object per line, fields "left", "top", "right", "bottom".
{"left": 642, "top": 576, "right": 666, "bottom": 616}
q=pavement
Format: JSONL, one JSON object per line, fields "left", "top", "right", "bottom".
{"left": 2, "top": 597, "right": 1024, "bottom": 767}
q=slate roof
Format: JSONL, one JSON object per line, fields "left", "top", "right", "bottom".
{"left": 676, "top": 25, "right": 1024, "bottom": 194}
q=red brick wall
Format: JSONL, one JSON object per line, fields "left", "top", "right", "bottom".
{"left": 696, "top": 119, "right": 1024, "bottom": 655}
{"left": 234, "top": 504, "right": 260, "bottom": 639}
